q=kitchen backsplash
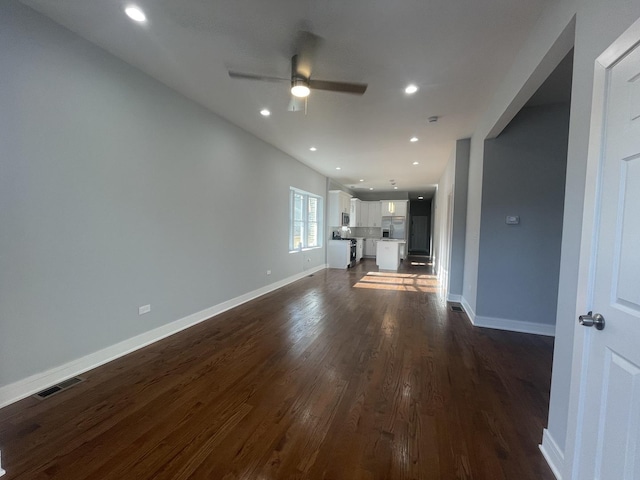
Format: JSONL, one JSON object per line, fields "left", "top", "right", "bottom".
{"left": 351, "top": 227, "right": 382, "bottom": 238}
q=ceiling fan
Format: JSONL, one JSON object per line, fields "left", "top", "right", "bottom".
{"left": 228, "top": 31, "right": 367, "bottom": 112}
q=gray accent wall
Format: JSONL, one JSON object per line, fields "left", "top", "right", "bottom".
{"left": 476, "top": 104, "right": 569, "bottom": 326}
{"left": 0, "top": 2, "right": 326, "bottom": 388}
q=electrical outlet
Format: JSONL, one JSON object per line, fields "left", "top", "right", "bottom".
{"left": 138, "top": 304, "right": 151, "bottom": 315}
{"left": 266, "top": 270, "right": 272, "bottom": 275}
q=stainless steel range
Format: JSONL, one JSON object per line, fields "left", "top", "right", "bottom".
{"left": 342, "top": 238, "right": 357, "bottom": 268}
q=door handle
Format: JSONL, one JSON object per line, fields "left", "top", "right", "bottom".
{"left": 578, "top": 311, "right": 605, "bottom": 330}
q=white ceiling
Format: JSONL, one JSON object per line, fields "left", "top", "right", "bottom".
{"left": 21, "top": 0, "right": 551, "bottom": 196}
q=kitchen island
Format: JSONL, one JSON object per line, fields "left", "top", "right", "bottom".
{"left": 376, "top": 239, "right": 406, "bottom": 271}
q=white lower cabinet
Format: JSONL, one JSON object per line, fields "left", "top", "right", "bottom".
{"left": 328, "top": 240, "right": 350, "bottom": 269}
{"left": 364, "top": 238, "right": 378, "bottom": 256}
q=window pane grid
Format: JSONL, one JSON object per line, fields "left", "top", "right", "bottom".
{"left": 290, "top": 187, "right": 323, "bottom": 251}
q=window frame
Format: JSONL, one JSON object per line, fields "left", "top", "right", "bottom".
{"left": 289, "top": 187, "right": 324, "bottom": 252}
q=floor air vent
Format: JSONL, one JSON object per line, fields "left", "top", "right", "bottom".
{"left": 33, "top": 377, "right": 84, "bottom": 400}
{"left": 450, "top": 305, "right": 464, "bottom": 312}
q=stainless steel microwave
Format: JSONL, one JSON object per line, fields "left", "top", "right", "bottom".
{"left": 341, "top": 212, "right": 350, "bottom": 226}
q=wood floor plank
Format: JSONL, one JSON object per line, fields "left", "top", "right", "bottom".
{"left": 0, "top": 258, "right": 555, "bottom": 479}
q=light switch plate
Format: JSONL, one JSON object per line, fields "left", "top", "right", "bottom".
{"left": 506, "top": 215, "right": 520, "bottom": 225}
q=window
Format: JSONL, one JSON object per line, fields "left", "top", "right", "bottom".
{"left": 290, "top": 187, "right": 323, "bottom": 251}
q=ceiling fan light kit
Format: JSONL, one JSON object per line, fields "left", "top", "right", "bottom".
{"left": 228, "top": 31, "right": 368, "bottom": 109}
{"left": 291, "top": 78, "right": 311, "bottom": 98}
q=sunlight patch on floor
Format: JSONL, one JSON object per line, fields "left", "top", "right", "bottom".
{"left": 354, "top": 272, "right": 440, "bottom": 292}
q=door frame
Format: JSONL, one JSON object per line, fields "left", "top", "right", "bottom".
{"left": 562, "top": 17, "right": 640, "bottom": 479}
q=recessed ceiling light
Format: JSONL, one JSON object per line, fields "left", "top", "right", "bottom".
{"left": 394, "top": 186, "right": 398, "bottom": 190}
{"left": 418, "top": 196, "right": 424, "bottom": 200}
{"left": 410, "top": 137, "right": 419, "bottom": 142}
{"left": 359, "top": 179, "right": 364, "bottom": 182}
{"left": 405, "top": 84, "right": 419, "bottom": 94}
{"left": 413, "top": 161, "right": 419, "bottom": 165}
{"left": 369, "top": 187, "right": 374, "bottom": 190}
{"left": 124, "top": 5, "right": 146, "bottom": 22}
{"left": 309, "top": 147, "right": 317, "bottom": 152}
{"left": 336, "top": 167, "right": 341, "bottom": 170}
{"left": 260, "top": 109, "right": 271, "bottom": 117}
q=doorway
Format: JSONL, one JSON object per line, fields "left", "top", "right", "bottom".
{"left": 409, "top": 199, "right": 432, "bottom": 255}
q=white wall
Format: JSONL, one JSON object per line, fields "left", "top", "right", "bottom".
{"left": 433, "top": 148, "right": 456, "bottom": 282}
{"left": 0, "top": 2, "right": 326, "bottom": 399}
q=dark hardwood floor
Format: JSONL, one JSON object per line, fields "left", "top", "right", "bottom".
{"left": 0, "top": 257, "right": 555, "bottom": 479}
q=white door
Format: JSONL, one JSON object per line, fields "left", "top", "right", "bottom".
{"left": 567, "top": 20, "right": 640, "bottom": 480}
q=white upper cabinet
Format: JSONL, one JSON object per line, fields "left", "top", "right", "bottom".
{"left": 380, "top": 200, "right": 407, "bottom": 217}
{"left": 349, "top": 198, "right": 362, "bottom": 227}
{"left": 367, "top": 201, "right": 381, "bottom": 227}
{"left": 328, "top": 190, "right": 352, "bottom": 226}
{"left": 359, "top": 201, "right": 369, "bottom": 227}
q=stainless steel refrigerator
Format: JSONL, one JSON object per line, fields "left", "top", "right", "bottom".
{"left": 381, "top": 216, "right": 406, "bottom": 240}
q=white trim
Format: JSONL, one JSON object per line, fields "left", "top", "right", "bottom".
{"left": 471, "top": 314, "right": 556, "bottom": 337}
{"left": 460, "top": 296, "right": 476, "bottom": 323}
{"left": 0, "top": 449, "right": 5, "bottom": 477}
{"left": 458, "top": 297, "right": 555, "bottom": 336}
{"left": 447, "top": 294, "right": 462, "bottom": 303}
{"left": 562, "top": 16, "right": 640, "bottom": 480}
{"left": 540, "top": 428, "right": 564, "bottom": 479}
{"left": 0, "top": 265, "right": 327, "bottom": 410}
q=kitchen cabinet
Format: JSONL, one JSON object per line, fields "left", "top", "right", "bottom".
{"left": 366, "top": 201, "right": 381, "bottom": 227}
{"left": 364, "top": 238, "right": 378, "bottom": 256}
{"left": 381, "top": 200, "right": 408, "bottom": 217}
{"left": 360, "top": 202, "right": 370, "bottom": 227}
{"left": 328, "top": 190, "right": 352, "bottom": 227}
{"left": 376, "top": 241, "right": 402, "bottom": 271}
{"left": 355, "top": 238, "right": 364, "bottom": 262}
{"left": 349, "top": 198, "right": 362, "bottom": 227}
{"left": 327, "top": 240, "right": 351, "bottom": 269}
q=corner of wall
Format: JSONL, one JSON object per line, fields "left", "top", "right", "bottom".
{"left": 540, "top": 428, "right": 564, "bottom": 479}
{"left": 460, "top": 296, "right": 477, "bottom": 326}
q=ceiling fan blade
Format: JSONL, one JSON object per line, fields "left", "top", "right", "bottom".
{"left": 308, "top": 79, "right": 368, "bottom": 95}
{"left": 228, "top": 71, "right": 289, "bottom": 83}
{"left": 293, "top": 30, "right": 322, "bottom": 78}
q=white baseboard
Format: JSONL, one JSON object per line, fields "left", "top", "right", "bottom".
{"left": 460, "top": 296, "right": 476, "bottom": 322}
{"left": 0, "top": 265, "right": 327, "bottom": 410}
{"left": 472, "top": 314, "right": 556, "bottom": 336}
{"left": 458, "top": 297, "right": 555, "bottom": 337}
{"left": 540, "top": 428, "right": 564, "bottom": 480}
{"left": 446, "top": 293, "right": 462, "bottom": 303}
